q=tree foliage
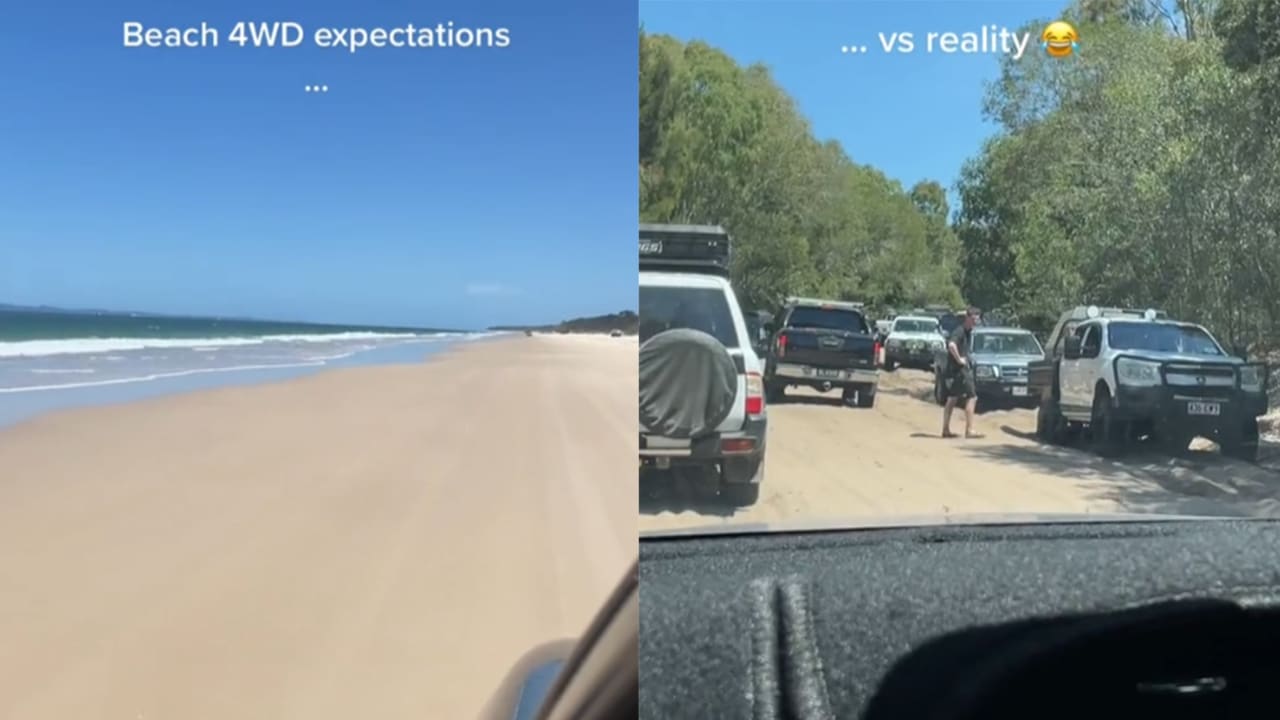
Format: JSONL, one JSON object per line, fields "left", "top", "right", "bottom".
{"left": 957, "top": 0, "right": 1280, "bottom": 350}
{"left": 639, "top": 32, "right": 963, "bottom": 313}
{"left": 640, "top": 4, "right": 1279, "bottom": 358}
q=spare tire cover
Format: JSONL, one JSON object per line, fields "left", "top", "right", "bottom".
{"left": 639, "top": 328, "right": 738, "bottom": 439}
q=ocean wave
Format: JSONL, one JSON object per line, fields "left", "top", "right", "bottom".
{"left": 28, "top": 368, "right": 97, "bottom": 375}
{"left": 0, "top": 331, "right": 444, "bottom": 358}
{"left": 0, "top": 360, "right": 330, "bottom": 393}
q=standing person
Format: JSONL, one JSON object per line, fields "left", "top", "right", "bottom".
{"left": 942, "top": 307, "right": 982, "bottom": 439}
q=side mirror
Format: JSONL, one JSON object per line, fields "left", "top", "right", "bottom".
{"left": 1063, "top": 336, "right": 1082, "bottom": 360}
{"left": 478, "top": 639, "right": 575, "bottom": 720}
{"left": 1232, "top": 343, "right": 1249, "bottom": 360}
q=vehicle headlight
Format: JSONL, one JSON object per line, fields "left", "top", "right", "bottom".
{"left": 975, "top": 364, "right": 998, "bottom": 379}
{"left": 1239, "top": 365, "right": 1264, "bottom": 392}
{"left": 931, "top": 339, "right": 944, "bottom": 349}
{"left": 1115, "top": 357, "right": 1161, "bottom": 386}
{"left": 888, "top": 338, "right": 900, "bottom": 347}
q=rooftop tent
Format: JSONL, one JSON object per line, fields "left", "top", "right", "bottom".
{"left": 639, "top": 224, "right": 731, "bottom": 277}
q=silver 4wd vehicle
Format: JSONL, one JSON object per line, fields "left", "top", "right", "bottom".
{"left": 883, "top": 315, "right": 944, "bottom": 371}
{"left": 1028, "top": 306, "right": 1270, "bottom": 460}
{"left": 933, "top": 326, "right": 1045, "bottom": 408}
{"left": 638, "top": 224, "right": 767, "bottom": 506}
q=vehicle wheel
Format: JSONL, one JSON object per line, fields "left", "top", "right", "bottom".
{"left": 1090, "top": 388, "right": 1127, "bottom": 458}
{"left": 1221, "top": 418, "right": 1259, "bottom": 463}
{"left": 856, "top": 385, "right": 876, "bottom": 408}
{"left": 884, "top": 358, "right": 897, "bottom": 372}
{"left": 765, "top": 381, "right": 785, "bottom": 403}
{"left": 639, "top": 328, "right": 737, "bottom": 439}
{"left": 1036, "top": 391, "right": 1066, "bottom": 444}
{"left": 841, "top": 387, "right": 858, "bottom": 406}
{"left": 934, "top": 375, "right": 945, "bottom": 406}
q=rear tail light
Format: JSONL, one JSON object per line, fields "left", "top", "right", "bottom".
{"left": 874, "top": 341, "right": 882, "bottom": 366}
{"left": 776, "top": 334, "right": 788, "bottom": 357}
{"left": 745, "top": 372, "right": 765, "bottom": 416}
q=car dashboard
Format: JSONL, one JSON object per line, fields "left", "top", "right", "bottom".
{"left": 639, "top": 517, "right": 1280, "bottom": 719}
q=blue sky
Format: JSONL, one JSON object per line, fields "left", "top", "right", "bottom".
{"left": 639, "top": 0, "right": 1070, "bottom": 212}
{"left": 0, "top": 0, "right": 636, "bottom": 330}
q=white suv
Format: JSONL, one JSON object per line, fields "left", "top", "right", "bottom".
{"left": 638, "top": 224, "right": 767, "bottom": 507}
{"left": 883, "top": 314, "right": 944, "bottom": 371}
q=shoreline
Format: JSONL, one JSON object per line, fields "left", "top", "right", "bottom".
{"left": 0, "top": 333, "right": 512, "bottom": 430}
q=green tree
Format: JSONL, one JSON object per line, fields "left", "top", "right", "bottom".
{"left": 639, "top": 31, "right": 963, "bottom": 313}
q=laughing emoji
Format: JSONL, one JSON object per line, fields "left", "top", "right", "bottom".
{"left": 1041, "top": 21, "right": 1079, "bottom": 58}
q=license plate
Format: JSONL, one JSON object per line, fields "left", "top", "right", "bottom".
{"left": 1187, "top": 401, "right": 1220, "bottom": 416}
{"left": 1012, "top": 386, "right": 1028, "bottom": 397}
{"left": 815, "top": 368, "right": 840, "bottom": 379}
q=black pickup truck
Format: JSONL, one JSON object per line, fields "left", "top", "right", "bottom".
{"left": 762, "top": 297, "right": 880, "bottom": 407}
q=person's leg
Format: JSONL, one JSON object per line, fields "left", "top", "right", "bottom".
{"left": 961, "top": 370, "right": 981, "bottom": 438}
{"left": 942, "top": 396, "right": 957, "bottom": 437}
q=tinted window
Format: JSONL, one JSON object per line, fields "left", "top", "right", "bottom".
{"left": 939, "top": 313, "right": 962, "bottom": 335}
{"left": 639, "top": 286, "right": 739, "bottom": 348}
{"left": 786, "top": 307, "right": 869, "bottom": 334}
{"left": 892, "top": 319, "right": 939, "bottom": 334}
{"left": 1082, "top": 325, "right": 1101, "bottom": 354}
{"left": 1107, "top": 322, "right": 1222, "bottom": 355}
{"left": 973, "top": 332, "right": 1043, "bottom": 355}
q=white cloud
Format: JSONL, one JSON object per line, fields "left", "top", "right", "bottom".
{"left": 466, "top": 283, "right": 520, "bottom": 296}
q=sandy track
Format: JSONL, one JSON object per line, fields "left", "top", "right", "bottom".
{"left": 0, "top": 335, "right": 636, "bottom": 720}
{"left": 640, "top": 369, "right": 1280, "bottom": 532}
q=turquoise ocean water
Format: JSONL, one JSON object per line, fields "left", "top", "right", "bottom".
{"left": 0, "top": 308, "right": 498, "bottom": 427}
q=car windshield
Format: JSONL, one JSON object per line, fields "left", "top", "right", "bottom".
{"left": 640, "top": 285, "right": 739, "bottom": 348}
{"left": 1108, "top": 322, "right": 1223, "bottom": 356}
{"left": 973, "top": 332, "right": 1042, "bottom": 355}
{"left": 638, "top": 4, "right": 1280, "bottom": 541}
{"left": 787, "top": 307, "right": 868, "bottom": 334}
{"left": 893, "top": 319, "right": 938, "bottom": 334}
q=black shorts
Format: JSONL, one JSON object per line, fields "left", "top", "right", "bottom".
{"left": 944, "top": 369, "right": 976, "bottom": 401}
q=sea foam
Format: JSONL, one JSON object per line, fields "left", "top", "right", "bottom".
{"left": 0, "top": 331, "right": 437, "bottom": 358}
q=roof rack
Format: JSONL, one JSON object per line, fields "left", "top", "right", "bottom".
{"left": 785, "top": 296, "right": 865, "bottom": 311}
{"left": 639, "top": 224, "right": 731, "bottom": 277}
{"left": 1070, "top": 306, "right": 1168, "bottom": 321}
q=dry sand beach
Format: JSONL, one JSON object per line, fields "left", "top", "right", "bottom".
{"left": 641, "top": 369, "right": 1280, "bottom": 532}
{"left": 0, "top": 333, "right": 636, "bottom": 720}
